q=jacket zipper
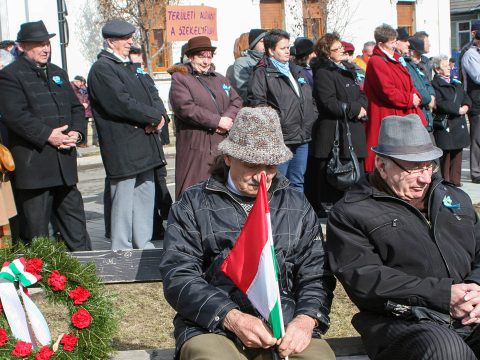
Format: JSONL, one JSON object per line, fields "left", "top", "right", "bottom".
{"left": 368, "top": 218, "right": 398, "bottom": 235}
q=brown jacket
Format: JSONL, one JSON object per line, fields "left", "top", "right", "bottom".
{"left": 168, "top": 63, "right": 242, "bottom": 199}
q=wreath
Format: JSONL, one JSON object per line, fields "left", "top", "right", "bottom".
{"left": 0, "top": 238, "right": 118, "bottom": 359}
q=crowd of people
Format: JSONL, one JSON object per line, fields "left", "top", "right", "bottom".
{"left": 2, "top": 16, "right": 480, "bottom": 360}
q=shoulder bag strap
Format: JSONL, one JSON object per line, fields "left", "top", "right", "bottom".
{"left": 341, "top": 103, "right": 354, "bottom": 151}
{"left": 195, "top": 75, "right": 223, "bottom": 115}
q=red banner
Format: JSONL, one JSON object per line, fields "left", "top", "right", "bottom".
{"left": 166, "top": 6, "right": 217, "bottom": 41}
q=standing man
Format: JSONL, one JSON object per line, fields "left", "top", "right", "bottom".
{"left": 353, "top": 41, "right": 375, "bottom": 72}
{"left": 88, "top": 20, "right": 167, "bottom": 250}
{"left": 462, "top": 30, "right": 480, "bottom": 183}
{"left": 0, "top": 21, "right": 91, "bottom": 251}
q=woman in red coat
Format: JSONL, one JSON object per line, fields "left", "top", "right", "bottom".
{"left": 364, "top": 24, "right": 426, "bottom": 172}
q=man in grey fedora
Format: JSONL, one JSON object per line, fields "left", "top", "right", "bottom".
{"left": 0, "top": 20, "right": 91, "bottom": 250}
{"left": 160, "top": 107, "right": 335, "bottom": 360}
{"left": 327, "top": 113, "right": 480, "bottom": 359}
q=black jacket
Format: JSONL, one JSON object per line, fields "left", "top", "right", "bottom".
{"left": 0, "top": 55, "right": 85, "bottom": 189}
{"left": 327, "top": 174, "right": 480, "bottom": 316}
{"left": 432, "top": 75, "right": 471, "bottom": 150}
{"left": 311, "top": 57, "right": 368, "bottom": 159}
{"left": 159, "top": 174, "right": 335, "bottom": 356}
{"left": 247, "top": 57, "right": 317, "bottom": 145}
{"left": 88, "top": 50, "right": 167, "bottom": 179}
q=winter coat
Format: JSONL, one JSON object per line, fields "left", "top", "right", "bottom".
{"left": 168, "top": 63, "right": 242, "bottom": 199}
{"left": 311, "top": 56, "right": 368, "bottom": 159}
{"left": 88, "top": 50, "right": 167, "bottom": 179}
{"left": 404, "top": 56, "right": 436, "bottom": 131}
{"left": 247, "top": 57, "right": 318, "bottom": 145}
{"left": 0, "top": 55, "right": 85, "bottom": 189}
{"left": 327, "top": 174, "right": 480, "bottom": 316}
{"left": 364, "top": 46, "right": 426, "bottom": 172}
{"left": 159, "top": 174, "right": 335, "bottom": 357}
{"left": 432, "top": 75, "right": 471, "bottom": 150}
{"left": 229, "top": 49, "right": 264, "bottom": 104}
{"left": 71, "top": 82, "right": 92, "bottom": 118}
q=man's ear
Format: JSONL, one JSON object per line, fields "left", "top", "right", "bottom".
{"left": 224, "top": 155, "right": 231, "bottom": 167}
{"left": 375, "top": 156, "right": 387, "bottom": 179}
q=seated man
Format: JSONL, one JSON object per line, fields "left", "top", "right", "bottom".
{"left": 327, "top": 114, "right": 480, "bottom": 360}
{"left": 159, "top": 107, "right": 335, "bottom": 360}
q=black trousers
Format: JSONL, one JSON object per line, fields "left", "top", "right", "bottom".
{"left": 353, "top": 312, "right": 480, "bottom": 360}
{"left": 16, "top": 185, "right": 91, "bottom": 251}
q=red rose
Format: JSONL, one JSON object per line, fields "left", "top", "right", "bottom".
{"left": 61, "top": 333, "right": 78, "bottom": 352}
{"left": 11, "top": 341, "right": 32, "bottom": 357}
{"left": 69, "top": 286, "right": 90, "bottom": 305}
{"left": 0, "top": 328, "right": 8, "bottom": 346}
{"left": 35, "top": 346, "right": 55, "bottom": 360}
{"left": 47, "top": 270, "right": 67, "bottom": 291}
{"left": 25, "top": 258, "right": 43, "bottom": 275}
{"left": 71, "top": 308, "right": 92, "bottom": 329}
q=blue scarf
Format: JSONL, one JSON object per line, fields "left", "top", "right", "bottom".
{"left": 270, "top": 57, "right": 291, "bottom": 77}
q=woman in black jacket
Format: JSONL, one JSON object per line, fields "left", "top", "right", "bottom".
{"left": 305, "top": 32, "right": 368, "bottom": 216}
{"left": 431, "top": 55, "right": 471, "bottom": 186}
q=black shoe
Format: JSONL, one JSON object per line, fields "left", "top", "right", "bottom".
{"left": 472, "top": 177, "right": 480, "bottom": 184}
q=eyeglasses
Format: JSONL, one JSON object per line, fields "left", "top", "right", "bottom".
{"left": 389, "top": 158, "right": 438, "bottom": 176}
{"left": 330, "top": 45, "right": 344, "bottom": 52}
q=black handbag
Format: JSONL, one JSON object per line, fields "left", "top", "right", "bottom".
{"left": 326, "top": 103, "right": 361, "bottom": 191}
{"left": 433, "top": 89, "right": 456, "bottom": 131}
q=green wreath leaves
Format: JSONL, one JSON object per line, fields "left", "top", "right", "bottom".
{"left": 0, "top": 238, "right": 118, "bottom": 359}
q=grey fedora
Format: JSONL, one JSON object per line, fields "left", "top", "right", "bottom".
{"left": 218, "top": 107, "right": 292, "bottom": 165}
{"left": 372, "top": 114, "right": 443, "bottom": 162}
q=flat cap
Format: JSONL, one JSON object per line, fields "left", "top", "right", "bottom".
{"left": 102, "top": 20, "right": 135, "bottom": 38}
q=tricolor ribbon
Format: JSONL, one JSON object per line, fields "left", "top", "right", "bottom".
{"left": 0, "top": 258, "right": 51, "bottom": 346}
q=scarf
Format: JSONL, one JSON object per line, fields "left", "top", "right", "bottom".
{"left": 270, "top": 57, "right": 291, "bottom": 77}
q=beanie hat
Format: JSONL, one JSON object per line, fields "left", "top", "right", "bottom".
{"left": 396, "top": 27, "right": 410, "bottom": 41}
{"left": 218, "top": 107, "right": 292, "bottom": 165}
{"left": 294, "top": 37, "right": 315, "bottom": 58}
{"left": 341, "top": 41, "right": 355, "bottom": 53}
{"left": 249, "top": 29, "right": 267, "bottom": 50}
{"left": 408, "top": 36, "right": 426, "bottom": 54}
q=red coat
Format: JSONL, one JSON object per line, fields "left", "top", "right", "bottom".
{"left": 363, "top": 46, "right": 426, "bottom": 172}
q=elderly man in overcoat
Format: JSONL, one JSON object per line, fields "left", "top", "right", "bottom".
{"left": 0, "top": 21, "right": 90, "bottom": 251}
{"left": 160, "top": 107, "right": 336, "bottom": 360}
{"left": 328, "top": 114, "right": 480, "bottom": 359}
{"left": 88, "top": 20, "right": 168, "bottom": 250}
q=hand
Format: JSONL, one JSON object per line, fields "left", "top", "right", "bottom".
{"left": 223, "top": 309, "right": 277, "bottom": 349}
{"left": 48, "top": 125, "right": 75, "bottom": 150}
{"left": 413, "top": 93, "right": 421, "bottom": 107}
{"left": 145, "top": 117, "right": 165, "bottom": 134}
{"left": 218, "top": 117, "right": 233, "bottom": 131}
{"left": 67, "top": 131, "right": 81, "bottom": 145}
{"left": 459, "top": 105, "right": 469, "bottom": 115}
{"left": 215, "top": 127, "right": 227, "bottom": 135}
{"left": 82, "top": 103, "right": 88, "bottom": 109}
{"left": 428, "top": 96, "right": 436, "bottom": 111}
{"left": 276, "top": 315, "right": 315, "bottom": 358}
{"left": 450, "top": 283, "right": 480, "bottom": 321}
{"left": 357, "top": 107, "right": 367, "bottom": 119}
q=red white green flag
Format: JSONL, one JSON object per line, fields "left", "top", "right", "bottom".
{"left": 220, "top": 173, "right": 285, "bottom": 339}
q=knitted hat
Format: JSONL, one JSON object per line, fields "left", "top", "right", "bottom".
{"left": 249, "top": 29, "right": 267, "bottom": 50}
{"left": 218, "top": 107, "right": 292, "bottom": 165}
{"left": 341, "top": 41, "right": 355, "bottom": 53}
{"left": 372, "top": 114, "right": 442, "bottom": 161}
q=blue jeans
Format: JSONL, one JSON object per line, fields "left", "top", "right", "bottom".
{"left": 277, "top": 143, "right": 308, "bottom": 191}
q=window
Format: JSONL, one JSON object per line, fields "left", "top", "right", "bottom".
{"left": 458, "top": 21, "right": 471, "bottom": 49}
{"left": 149, "top": 29, "right": 170, "bottom": 72}
{"left": 303, "top": 1, "right": 324, "bottom": 40}
{"left": 260, "top": 0, "right": 284, "bottom": 30}
{"left": 397, "top": 1, "right": 415, "bottom": 36}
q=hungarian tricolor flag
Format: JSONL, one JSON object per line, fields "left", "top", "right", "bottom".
{"left": 220, "top": 172, "right": 285, "bottom": 339}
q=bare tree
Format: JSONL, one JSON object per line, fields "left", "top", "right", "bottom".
{"left": 97, "top": 0, "right": 178, "bottom": 74}
{"left": 76, "top": 0, "right": 104, "bottom": 65}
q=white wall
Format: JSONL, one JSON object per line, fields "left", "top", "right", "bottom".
{"left": 415, "top": 0, "right": 451, "bottom": 57}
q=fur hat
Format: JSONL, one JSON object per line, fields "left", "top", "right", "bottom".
{"left": 218, "top": 107, "right": 292, "bottom": 165}
{"left": 372, "top": 114, "right": 442, "bottom": 162}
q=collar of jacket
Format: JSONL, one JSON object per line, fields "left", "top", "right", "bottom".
{"left": 97, "top": 49, "right": 131, "bottom": 64}
{"left": 205, "top": 173, "right": 290, "bottom": 199}
{"left": 19, "top": 54, "right": 48, "bottom": 72}
{"left": 433, "top": 74, "right": 455, "bottom": 87}
{"left": 372, "top": 45, "right": 401, "bottom": 63}
{"left": 257, "top": 56, "right": 300, "bottom": 78}
{"left": 312, "top": 55, "right": 357, "bottom": 78}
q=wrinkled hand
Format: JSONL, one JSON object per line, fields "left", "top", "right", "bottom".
{"left": 412, "top": 93, "right": 421, "bottom": 107}
{"left": 223, "top": 309, "right": 277, "bottom": 349}
{"left": 215, "top": 127, "right": 227, "bottom": 134}
{"left": 450, "top": 283, "right": 480, "bottom": 323}
{"left": 145, "top": 117, "right": 165, "bottom": 134}
{"left": 218, "top": 117, "right": 233, "bottom": 132}
{"left": 276, "top": 315, "right": 315, "bottom": 358}
{"left": 358, "top": 107, "right": 367, "bottom": 119}
{"left": 459, "top": 105, "right": 469, "bottom": 115}
{"left": 48, "top": 125, "right": 76, "bottom": 150}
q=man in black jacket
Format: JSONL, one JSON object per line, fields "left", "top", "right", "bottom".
{"left": 0, "top": 21, "right": 90, "bottom": 251}
{"left": 88, "top": 20, "right": 168, "bottom": 250}
{"left": 327, "top": 114, "right": 480, "bottom": 359}
{"left": 160, "top": 107, "right": 335, "bottom": 360}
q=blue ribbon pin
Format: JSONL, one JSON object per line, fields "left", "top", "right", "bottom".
{"left": 298, "top": 77, "right": 306, "bottom": 85}
{"left": 442, "top": 195, "right": 460, "bottom": 209}
{"left": 222, "top": 83, "right": 231, "bottom": 96}
{"left": 52, "top": 76, "right": 63, "bottom": 86}
{"left": 136, "top": 67, "right": 147, "bottom": 76}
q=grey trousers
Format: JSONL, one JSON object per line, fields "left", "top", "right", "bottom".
{"left": 109, "top": 169, "right": 155, "bottom": 250}
{"left": 470, "top": 114, "right": 480, "bottom": 179}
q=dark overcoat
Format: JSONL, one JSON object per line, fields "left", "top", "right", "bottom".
{"left": 88, "top": 50, "right": 166, "bottom": 179}
{"left": 0, "top": 55, "right": 85, "bottom": 189}
{"left": 168, "top": 63, "right": 242, "bottom": 199}
{"left": 311, "top": 56, "right": 368, "bottom": 159}
{"left": 432, "top": 75, "right": 471, "bottom": 150}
